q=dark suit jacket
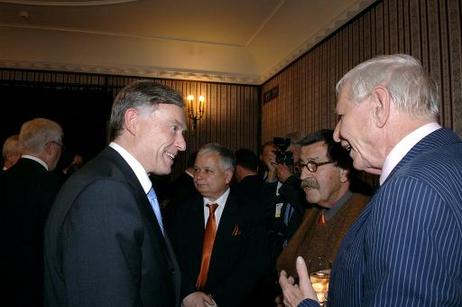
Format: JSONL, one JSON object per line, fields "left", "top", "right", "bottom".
{"left": 167, "top": 188, "right": 268, "bottom": 307}
{"left": 0, "top": 158, "right": 63, "bottom": 307}
{"left": 44, "top": 146, "right": 181, "bottom": 307}
{"left": 300, "top": 128, "right": 462, "bottom": 307}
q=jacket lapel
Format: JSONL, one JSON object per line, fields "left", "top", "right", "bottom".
{"left": 384, "top": 128, "right": 461, "bottom": 185}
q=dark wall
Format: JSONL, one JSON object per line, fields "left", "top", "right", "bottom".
{"left": 0, "top": 70, "right": 260, "bottom": 179}
{"left": 1, "top": 82, "right": 112, "bottom": 162}
{"left": 262, "top": 0, "right": 462, "bottom": 140}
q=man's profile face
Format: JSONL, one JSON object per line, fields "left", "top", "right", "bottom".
{"left": 299, "top": 141, "right": 344, "bottom": 208}
{"left": 193, "top": 151, "right": 233, "bottom": 201}
{"left": 135, "top": 104, "right": 187, "bottom": 175}
{"left": 334, "top": 85, "right": 381, "bottom": 175}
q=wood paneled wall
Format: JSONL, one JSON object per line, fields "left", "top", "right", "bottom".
{"left": 262, "top": 0, "right": 462, "bottom": 142}
{"left": 0, "top": 70, "right": 260, "bottom": 176}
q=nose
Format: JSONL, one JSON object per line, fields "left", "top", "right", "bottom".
{"left": 300, "top": 166, "right": 310, "bottom": 181}
{"left": 194, "top": 169, "right": 203, "bottom": 180}
{"left": 333, "top": 122, "right": 341, "bottom": 143}
{"left": 176, "top": 134, "right": 186, "bottom": 151}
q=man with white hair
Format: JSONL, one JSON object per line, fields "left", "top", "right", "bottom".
{"left": 280, "top": 54, "right": 462, "bottom": 306}
{"left": 0, "top": 118, "right": 64, "bottom": 307}
{"left": 2, "top": 134, "right": 22, "bottom": 170}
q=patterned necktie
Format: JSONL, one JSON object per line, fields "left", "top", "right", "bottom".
{"left": 147, "top": 187, "right": 165, "bottom": 235}
{"left": 195, "top": 203, "right": 219, "bottom": 290}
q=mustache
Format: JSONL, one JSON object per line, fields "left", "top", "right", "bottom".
{"left": 300, "top": 178, "right": 319, "bottom": 189}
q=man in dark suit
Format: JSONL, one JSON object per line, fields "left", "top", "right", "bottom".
{"left": 44, "top": 81, "right": 186, "bottom": 307}
{"left": 0, "top": 118, "right": 64, "bottom": 307}
{"left": 167, "top": 143, "right": 267, "bottom": 307}
{"left": 233, "top": 148, "right": 266, "bottom": 208}
{"left": 280, "top": 54, "right": 462, "bottom": 307}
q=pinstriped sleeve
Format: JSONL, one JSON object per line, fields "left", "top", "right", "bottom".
{"left": 364, "top": 176, "right": 462, "bottom": 306}
{"left": 298, "top": 299, "right": 320, "bottom": 307}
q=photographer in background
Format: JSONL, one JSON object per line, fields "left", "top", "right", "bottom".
{"left": 261, "top": 138, "right": 306, "bottom": 246}
{"left": 259, "top": 138, "right": 307, "bottom": 300}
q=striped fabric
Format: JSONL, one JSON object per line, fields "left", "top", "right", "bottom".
{"left": 299, "top": 128, "right": 462, "bottom": 307}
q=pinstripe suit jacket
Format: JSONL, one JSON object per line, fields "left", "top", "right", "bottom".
{"left": 300, "top": 128, "right": 462, "bottom": 307}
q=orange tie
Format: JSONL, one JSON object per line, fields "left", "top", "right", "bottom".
{"left": 196, "top": 203, "right": 219, "bottom": 290}
{"left": 318, "top": 211, "right": 327, "bottom": 225}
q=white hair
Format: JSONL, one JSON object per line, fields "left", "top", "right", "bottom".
{"left": 336, "top": 54, "right": 439, "bottom": 120}
{"left": 19, "top": 118, "right": 63, "bottom": 154}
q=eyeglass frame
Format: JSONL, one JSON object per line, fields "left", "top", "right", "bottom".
{"left": 298, "top": 160, "right": 336, "bottom": 173}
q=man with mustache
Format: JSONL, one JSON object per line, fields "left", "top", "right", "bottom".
{"left": 280, "top": 54, "right": 462, "bottom": 307}
{"left": 277, "top": 129, "right": 370, "bottom": 279}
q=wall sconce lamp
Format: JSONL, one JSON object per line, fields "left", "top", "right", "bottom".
{"left": 186, "top": 94, "right": 205, "bottom": 130}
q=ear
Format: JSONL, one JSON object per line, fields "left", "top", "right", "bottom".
{"left": 370, "top": 86, "right": 391, "bottom": 128}
{"left": 43, "top": 142, "right": 53, "bottom": 155}
{"left": 123, "top": 108, "right": 140, "bottom": 136}
{"left": 339, "top": 168, "right": 349, "bottom": 183}
{"left": 225, "top": 168, "right": 234, "bottom": 185}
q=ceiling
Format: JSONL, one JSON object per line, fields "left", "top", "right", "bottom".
{"left": 0, "top": 0, "right": 376, "bottom": 84}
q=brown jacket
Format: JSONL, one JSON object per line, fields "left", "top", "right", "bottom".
{"left": 277, "top": 193, "right": 369, "bottom": 278}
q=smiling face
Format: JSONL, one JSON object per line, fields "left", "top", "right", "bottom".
{"left": 132, "top": 103, "right": 187, "bottom": 175}
{"left": 333, "top": 85, "right": 382, "bottom": 175}
{"left": 193, "top": 151, "right": 233, "bottom": 201}
{"left": 299, "top": 141, "right": 348, "bottom": 208}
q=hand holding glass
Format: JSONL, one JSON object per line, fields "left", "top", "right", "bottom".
{"left": 308, "top": 257, "right": 331, "bottom": 306}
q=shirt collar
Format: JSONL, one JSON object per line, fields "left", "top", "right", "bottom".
{"left": 109, "top": 142, "right": 152, "bottom": 193}
{"left": 203, "top": 187, "right": 231, "bottom": 208}
{"left": 380, "top": 122, "right": 441, "bottom": 185}
{"left": 323, "top": 190, "right": 352, "bottom": 221}
{"left": 21, "top": 154, "right": 48, "bottom": 170}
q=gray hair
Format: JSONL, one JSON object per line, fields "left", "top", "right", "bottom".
{"left": 110, "top": 80, "right": 184, "bottom": 140}
{"left": 2, "top": 134, "right": 21, "bottom": 159}
{"left": 19, "top": 118, "right": 63, "bottom": 154}
{"left": 336, "top": 54, "right": 439, "bottom": 120}
{"left": 197, "top": 143, "right": 236, "bottom": 171}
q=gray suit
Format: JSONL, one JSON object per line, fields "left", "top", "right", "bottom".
{"left": 44, "top": 146, "right": 181, "bottom": 307}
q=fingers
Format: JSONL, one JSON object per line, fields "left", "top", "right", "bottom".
{"left": 296, "top": 256, "right": 319, "bottom": 302}
{"left": 296, "top": 256, "right": 309, "bottom": 287}
{"left": 287, "top": 276, "right": 295, "bottom": 285}
{"left": 279, "top": 270, "right": 289, "bottom": 288}
{"left": 203, "top": 294, "right": 214, "bottom": 305}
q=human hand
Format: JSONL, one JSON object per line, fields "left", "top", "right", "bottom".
{"left": 274, "top": 294, "right": 284, "bottom": 307}
{"left": 263, "top": 150, "right": 277, "bottom": 171}
{"left": 279, "top": 257, "right": 318, "bottom": 307}
{"left": 275, "top": 163, "right": 293, "bottom": 183}
{"left": 181, "top": 291, "right": 216, "bottom": 307}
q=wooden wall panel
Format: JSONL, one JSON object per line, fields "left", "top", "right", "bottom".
{"left": 0, "top": 70, "right": 260, "bottom": 177}
{"left": 262, "top": 0, "right": 462, "bottom": 143}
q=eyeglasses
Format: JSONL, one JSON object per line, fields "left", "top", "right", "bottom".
{"left": 298, "top": 160, "right": 335, "bottom": 173}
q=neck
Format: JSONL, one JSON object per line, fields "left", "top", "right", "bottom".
{"left": 319, "top": 183, "right": 350, "bottom": 209}
{"left": 383, "top": 114, "right": 436, "bottom": 158}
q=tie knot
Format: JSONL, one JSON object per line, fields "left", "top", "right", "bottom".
{"left": 147, "top": 187, "right": 157, "bottom": 201}
{"left": 207, "top": 203, "right": 218, "bottom": 214}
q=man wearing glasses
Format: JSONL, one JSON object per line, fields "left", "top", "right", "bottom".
{"left": 276, "top": 129, "right": 370, "bottom": 280}
{"left": 0, "top": 118, "right": 64, "bottom": 307}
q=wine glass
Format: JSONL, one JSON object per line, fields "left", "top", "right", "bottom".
{"left": 308, "top": 256, "right": 331, "bottom": 306}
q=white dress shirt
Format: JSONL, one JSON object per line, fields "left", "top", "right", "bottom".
{"left": 22, "top": 154, "right": 49, "bottom": 170}
{"left": 380, "top": 122, "right": 441, "bottom": 185}
{"left": 202, "top": 188, "right": 230, "bottom": 227}
{"left": 109, "top": 142, "right": 152, "bottom": 193}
